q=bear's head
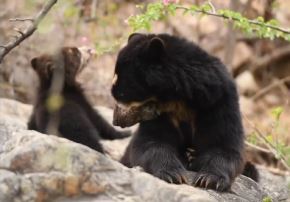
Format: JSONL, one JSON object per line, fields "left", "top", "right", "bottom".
{"left": 31, "top": 46, "right": 95, "bottom": 87}
{"left": 112, "top": 33, "right": 169, "bottom": 103}
{"left": 111, "top": 33, "right": 193, "bottom": 127}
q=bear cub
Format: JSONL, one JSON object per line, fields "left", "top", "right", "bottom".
{"left": 28, "top": 46, "right": 129, "bottom": 153}
{"left": 111, "top": 33, "right": 252, "bottom": 191}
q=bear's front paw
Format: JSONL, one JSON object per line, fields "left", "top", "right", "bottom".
{"left": 112, "top": 130, "right": 131, "bottom": 139}
{"left": 193, "top": 172, "right": 230, "bottom": 191}
{"left": 155, "top": 167, "right": 188, "bottom": 184}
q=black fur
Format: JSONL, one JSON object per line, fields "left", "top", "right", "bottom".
{"left": 242, "top": 162, "right": 259, "bottom": 182}
{"left": 28, "top": 47, "right": 129, "bottom": 153}
{"left": 112, "top": 33, "right": 247, "bottom": 191}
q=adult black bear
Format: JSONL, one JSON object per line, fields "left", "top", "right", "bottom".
{"left": 111, "top": 33, "right": 250, "bottom": 191}
{"left": 28, "top": 46, "right": 129, "bottom": 153}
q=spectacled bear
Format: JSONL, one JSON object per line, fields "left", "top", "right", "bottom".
{"left": 111, "top": 33, "right": 257, "bottom": 191}
{"left": 28, "top": 46, "right": 129, "bottom": 153}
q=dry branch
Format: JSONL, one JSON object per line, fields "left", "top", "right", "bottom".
{"left": 234, "top": 44, "right": 290, "bottom": 77}
{"left": 251, "top": 45, "right": 290, "bottom": 72}
{"left": 243, "top": 114, "right": 290, "bottom": 170}
{"left": 252, "top": 76, "right": 290, "bottom": 101}
{"left": 0, "top": 0, "right": 58, "bottom": 63}
{"left": 245, "top": 141, "right": 272, "bottom": 154}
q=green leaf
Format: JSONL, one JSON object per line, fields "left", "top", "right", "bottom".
{"left": 256, "top": 16, "right": 265, "bottom": 22}
{"left": 271, "top": 106, "right": 283, "bottom": 120}
{"left": 263, "top": 196, "right": 273, "bottom": 202}
{"left": 266, "top": 134, "right": 273, "bottom": 143}
{"left": 167, "top": 4, "right": 177, "bottom": 15}
{"left": 200, "top": 3, "right": 212, "bottom": 12}
{"left": 247, "top": 132, "right": 258, "bottom": 145}
{"left": 190, "top": 5, "right": 199, "bottom": 12}
{"left": 267, "top": 19, "right": 279, "bottom": 26}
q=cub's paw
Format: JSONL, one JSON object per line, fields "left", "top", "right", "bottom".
{"left": 154, "top": 168, "right": 188, "bottom": 184}
{"left": 193, "top": 172, "right": 231, "bottom": 191}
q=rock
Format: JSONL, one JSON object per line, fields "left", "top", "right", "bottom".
{"left": 0, "top": 98, "right": 282, "bottom": 201}
{"left": 258, "top": 166, "right": 289, "bottom": 201}
{"left": 239, "top": 96, "right": 255, "bottom": 117}
{"left": 0, "top": 98, "right": 32, "bottom": 122}
{"left": 236, "top": 71, "right": 259, "bottom": 96}
{"left": 263, "top": 94, "right": 282, "bottom": 106}
{"left": 232, "top": 42, "right": 253, "bottom": 71}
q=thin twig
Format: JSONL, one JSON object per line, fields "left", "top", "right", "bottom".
{"left": 91, "top": 0, "right": 98, "bottom": 20}
{"left": 245, "top": 141, "right": 271, "bottom": 154}
{"left": 9, "top": 17, "right": 34, "bottom": 22}
{"left": 223, "top": 0, "right": 238, "bottom": 72}
{"left": 46, "top": 50, "right": 65, "bottom": 136}
{"left": 0, "top": 0, "right": 58, "bottom": 63}
{"left": 175, "top": 5, "right": 290, "bottom": 35}
{"left": 13, "top": 28, "right": 25, "bottom": 37}
{"left": 243, "top": 114, "right": 290, "bottom": 170}
{"left": 251, "top": 76, "right": 290, "bottom": 101}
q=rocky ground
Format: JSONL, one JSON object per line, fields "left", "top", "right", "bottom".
{"left": 0, "top": 98, "right": 289, "bottom": 202}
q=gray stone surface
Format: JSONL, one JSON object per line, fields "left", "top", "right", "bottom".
{"left": 0, "top": 98, "right": 285, "bottom": 202}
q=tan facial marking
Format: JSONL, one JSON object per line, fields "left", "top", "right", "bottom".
{"left": 120, "top": 97, "right": 157, "bottom": 108}
{"left": 112, "top": 74, "right": 118, "bottom": 85}
{"left": 68, "top": 49, "right": 73, "bottom": 54}
{"left": 77, "top": 47, "right": 95, "bottom": 73}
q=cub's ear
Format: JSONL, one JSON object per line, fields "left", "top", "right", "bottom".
{"left": 63, "top": 47, "right": 79, "bottom": 55}
{"left": 128, "top": 33, "right": 144, "bottom": 42}
{"left": 30, "top": 56, "right": 52, "bottom": 71}
{"left": 30, "top": 57, "right": 39, "bottom": 70}
{"left": 147, "top": 37, "right": 165, "bottom": 59}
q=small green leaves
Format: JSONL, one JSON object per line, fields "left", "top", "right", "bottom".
{"left": 247, "top": 132, "right": 258, "bottom": 145}
{"left": 200, "top": 3, "right": 212, "bottom": 12}
{"left": 127, "top": 1, "right": 290, "bottom": 41}
{"left": 190, "top": 5, "right": 199, "bottom": 12}
{"left": 127, "top": 2, "right": 165, "bottom": 31}
{"left": 256, "top": 16, "right": 264, "bottom": 22}
{"left": 167, "top": 4, "right": 177, "bottom": 16}
{"left": 263, "top": 196, "right": 273, "bottom": 202}
{"left": 271, "top": 106, "right": 283, "bottom": 120}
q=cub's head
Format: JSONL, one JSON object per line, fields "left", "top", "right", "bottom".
{"left": 111, "top": 33, "right": 188, "bottom": 127}
{"left": 31, "top": 46, "right": 95, "bottom": 86}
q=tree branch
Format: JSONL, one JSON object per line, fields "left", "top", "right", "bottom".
{"left": 251, "top": 45, "right": 290, "bottom": 72}
{"left": 175, "top": 5, "right": 290, "bottom": 35}
{"left": 0, "top": 0, "right": 58, "bottom": 63}
{"left": 251, "top": 76, "right": 290, "bottom": 101}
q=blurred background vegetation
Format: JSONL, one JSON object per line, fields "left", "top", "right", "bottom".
{"left": 0, "top": 0, "right": 290, "bottom": 173}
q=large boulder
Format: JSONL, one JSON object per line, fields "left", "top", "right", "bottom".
{"left": 0, "top": 98, "right": 281, "bottom": 202}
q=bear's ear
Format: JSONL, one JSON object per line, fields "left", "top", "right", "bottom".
{"left": 128, "top": 33, "right": 144, "bottom": 42}
{"left": 147, "top": 37, "right": 165, "bottom": 59}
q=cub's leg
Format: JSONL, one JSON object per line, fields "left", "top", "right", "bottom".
{"left": 59, "top": 103, "right": 104, "bottom": 153}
